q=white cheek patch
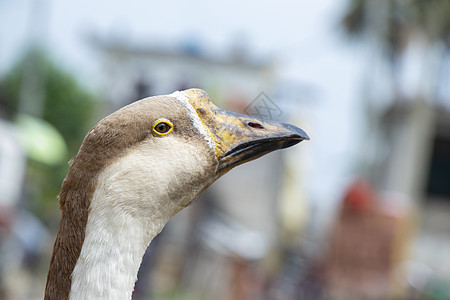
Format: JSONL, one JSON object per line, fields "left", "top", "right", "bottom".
{"left": 169, "top": 91, "right": 215, "bottom": 151}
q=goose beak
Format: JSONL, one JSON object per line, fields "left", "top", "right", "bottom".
{"left": 183, "top": 89, "right": 309, "bottom": 173}
{"left": 213, "top": 116, "right": 309, "bottom": 173}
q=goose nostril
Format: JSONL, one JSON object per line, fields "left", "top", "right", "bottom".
{"left": 247, "top": 121, "right": 264, "bottom": 129}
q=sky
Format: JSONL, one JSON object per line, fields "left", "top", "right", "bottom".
{"left": 0, "top": 0, "right": 347, "bottom": 83}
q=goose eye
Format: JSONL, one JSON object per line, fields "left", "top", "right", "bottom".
{"left": 152, "top": 119, "right": 174, "bottom": 135}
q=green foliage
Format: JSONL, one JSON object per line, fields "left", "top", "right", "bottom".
{"left": 0, "top": 47, "right": 99, "bottom": 220}
{"left": 1, "top": 48, "right": 98, "bottom": 152}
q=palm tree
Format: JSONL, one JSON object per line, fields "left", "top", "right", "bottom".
{"left": 341, "top": 0, "right": 450, "bottom": 201}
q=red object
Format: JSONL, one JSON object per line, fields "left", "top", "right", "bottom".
{"left": 342, "top": 179, "right": 376, "bottom": 214}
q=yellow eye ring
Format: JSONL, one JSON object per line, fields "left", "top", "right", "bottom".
{"left": 152, "top": 118, "right": 174, "bottom": 135}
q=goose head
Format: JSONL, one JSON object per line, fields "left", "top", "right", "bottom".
{"left": 75, "top": 88, "right": 308, "bottom": 219}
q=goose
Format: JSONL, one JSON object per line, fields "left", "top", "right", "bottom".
{"left": 44, "top": 88, "right": 309, "bottom": 300}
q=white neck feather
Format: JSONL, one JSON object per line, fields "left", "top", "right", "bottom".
{"left": 69, "top": 184, "right": 168, "bottom": 300}
{"left": 69, "top": 204, "right": 164, "bottom": 300}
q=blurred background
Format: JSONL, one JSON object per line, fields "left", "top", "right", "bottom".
{"left": 1, "top": 0, "right": 450, "bottom": 299}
